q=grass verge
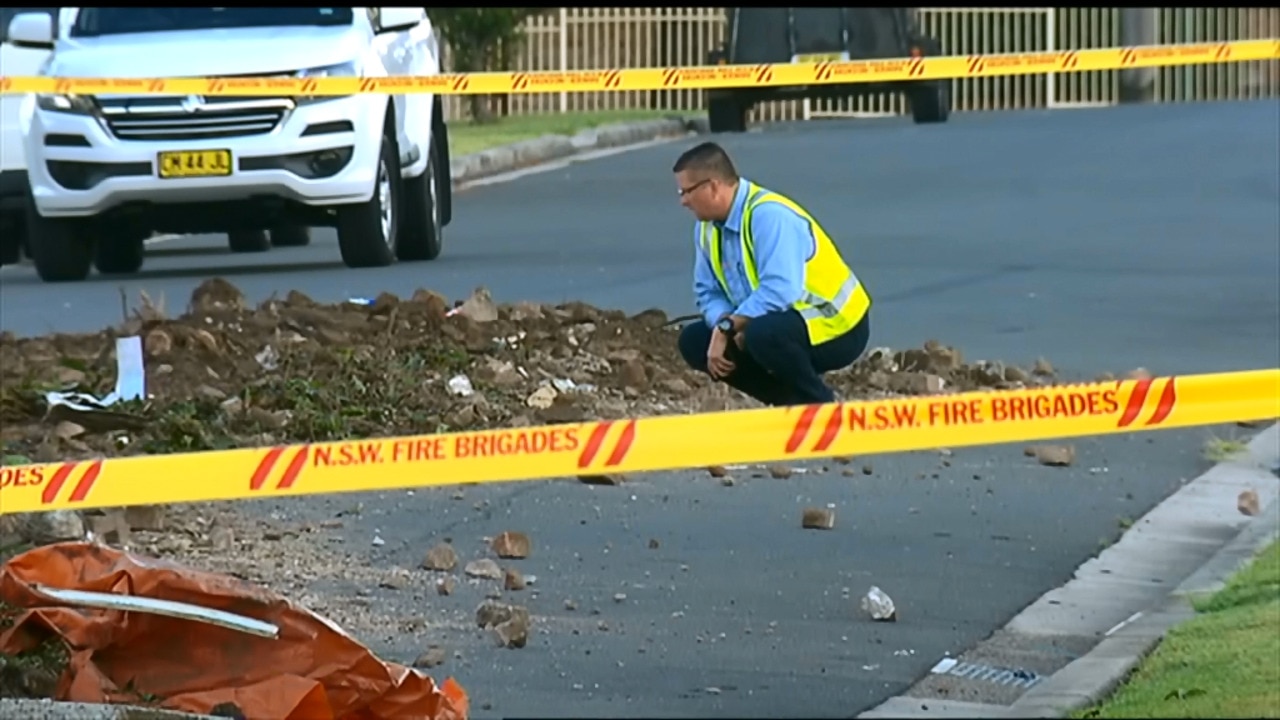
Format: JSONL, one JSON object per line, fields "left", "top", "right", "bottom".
{"left": 447, "top": 109, "right": 677, "bottom": 157}
{"left": 1074, "top": 538, "right": 1280, "bottom": 718}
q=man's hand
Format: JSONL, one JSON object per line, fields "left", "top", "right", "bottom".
{"left": 707, "top": 327, "right": 736, "bottom": 379}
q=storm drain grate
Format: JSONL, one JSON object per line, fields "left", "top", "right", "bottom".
{"left": 930, "top": 657, "right": 1043, "bottom": 690}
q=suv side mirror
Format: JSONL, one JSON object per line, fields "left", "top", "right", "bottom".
{"left": 7, "top": 12, "right": 54, "bottom": 50}
{"left": 376, "top": 7, "right": 424, "bottom": 34}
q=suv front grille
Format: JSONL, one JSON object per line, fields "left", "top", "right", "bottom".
{"left": 97, "top": 96, "right": 295, "bottom": 141}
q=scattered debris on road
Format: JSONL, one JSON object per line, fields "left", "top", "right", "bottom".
{"left": 1237, "top": 489, "right": 1260, "bottom": 517}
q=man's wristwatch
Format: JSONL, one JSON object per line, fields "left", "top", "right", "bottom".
{"left": 716, "top": 317, "right": 736, "bottom": 335}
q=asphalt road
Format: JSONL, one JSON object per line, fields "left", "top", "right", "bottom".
{"left": 3, "top": 100, "right": 1279, "bottom": 718}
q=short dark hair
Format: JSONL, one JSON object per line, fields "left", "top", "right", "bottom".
{"left": 672, "top": 141, "right": 739, "bottom": 182}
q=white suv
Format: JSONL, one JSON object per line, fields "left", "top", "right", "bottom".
{"left": 7, "top": 7, "right": 452, "bottom": 283}
{"left": 0, "top": 7, "right": 54, "bottom": 267}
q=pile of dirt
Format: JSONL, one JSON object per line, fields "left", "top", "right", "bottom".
{"left": 0, "top": 279, "right": 1064, "bottom": 466}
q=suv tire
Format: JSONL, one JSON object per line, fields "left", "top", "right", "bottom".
{"left": 26, "top": 196, "right": 93, "bottom": 282}
{"left": 396, "top": 135, "right": 444, "bottom": 261}
{"left": 708, "top": 94, "right": 748, "bottom": 134}
{"left": 910, "top": 81, "right": 951, "bottom": 124}
{"left": 336, "top": 131, "right": 399, "bottom": 268}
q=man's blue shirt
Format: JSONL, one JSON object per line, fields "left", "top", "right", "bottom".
{"left": 693, "top": 179, "right": 816, "bottom": 327}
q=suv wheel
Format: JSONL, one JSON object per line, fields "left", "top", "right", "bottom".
{"left": 336, "top": 131, "right": 399, "bottom": 268}
{"left": 708, "top": 94, "right": 748, "bottom": 134}
{"left": 229, "top": 230, "right": 271, "bottom": 253}
{"left": 0, "top": 216, "right": 22, "bottom": 266}
{"left": 270, "top": 225, "right": 311, "bottom": 247}
{"left": 910, "top": 81, "right": 951, "bottom": 124}
{"left": 396, "top": 136, "right": 443, "bottom": 261}
{"left": 26, "top": 197, "right": 93, "bottom": 282}
{"left": 94, "top": 228, "right": 146, "bottom": 275}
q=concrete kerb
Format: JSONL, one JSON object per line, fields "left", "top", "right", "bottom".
{"left": 449, "top": 115, "right": 709, "bottom": 184}
{"left": 860, "top": 422, "right": 1280, "bottom": 720}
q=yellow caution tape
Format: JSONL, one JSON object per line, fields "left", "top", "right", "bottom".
{"left": 2, "top": 369, "right": 1277, "bottom": 516}
{"left": 0, "top": 40, "right": 1276, "bottom": 97}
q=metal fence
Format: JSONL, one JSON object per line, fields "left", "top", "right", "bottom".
{"left": 439, "top": 7, "right": 1279, "bottom": 123}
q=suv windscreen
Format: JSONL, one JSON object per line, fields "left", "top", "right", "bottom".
{"left": 70, "top": 8, "right": 353, "bottom": 37}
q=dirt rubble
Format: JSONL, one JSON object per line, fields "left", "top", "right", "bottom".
{"left": 0, "top": 278, "right": 1084, "bottom": 703}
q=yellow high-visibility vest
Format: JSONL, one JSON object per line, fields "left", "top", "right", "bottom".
{"left": 700, "top": 181, "right": 872, "bottom": 346}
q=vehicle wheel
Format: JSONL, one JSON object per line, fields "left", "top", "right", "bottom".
{"left": 228, "top": 229, "right": 271, "bottom": 253}
{"left": 335, "top": 131, "right": 399, "bottom": 268}
{"left": 910, "top": 81, "right": 950, "bottom": 124}
{"left": 26, "top": 197, "right": 93, "bottom": 282}
{"left": 270, "top": 225, "right": 311, "bottom": 247}
{"left": 0, "top": 217, "right": 21, "bottom": 266}
{"left": 94, "top": 229, "right": 146, "bottom": 275}
{"left": 396, "top": 136, "right": 443, "bottom": 261}
{"left": 708, "top": 94, "right": 748, "bottom": 134}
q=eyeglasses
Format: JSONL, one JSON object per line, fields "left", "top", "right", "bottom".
{"left": 677, "top": 179, "right": 711, "bottom": 197}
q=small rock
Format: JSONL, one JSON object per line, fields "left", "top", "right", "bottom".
{"left": 861, "top": 464, "right": 874, "bottom": 476}
{"left": 526, "top": 386, "right": 557, "bottom": 409}
{"left": 53, "top": 421, "right": 86, "bottom": 440}
{"left": 504, "top": 568, "right": 527, "bottom": 591}
{"left": 124, "top": 505, "right": 166, "bottom": 531}
{"left": 861, "top": 585, "right": 897, "bottom": 622}
{"left": 492, "top": 618, "right": 529, "bottom": 649}
{"left": 422, "top": 542, "right": 458, "bottom": 571}
{"left": 1237, "top": 489, "right": 1260, "bottom": 517}
{"left": 648, "top": 538, "right": 660, "bottom": 549}
{"left": 492, "top": 531, "right": 531, "bottom": 559}
{"left": 17, "top": 510, "right": 85, "bottom": 545}
{"left": 801, "top": 507, "right": 836, "bottom": 530}
{"left": 833, "top": 456, "right": 853, "bottom": 465}
{"left": 768, "top": 465, "right": 793, "bottom": 480}
{"left": 455, "top": 287, "right": 499, "bottom": 323}
{"left": 613, "top": 593, "right": 627, "bottom": 603}
{"left": 564, "top": 599, "right": 578, "bottom": 611}
{"left": 1033, "top": 445, "right": 1076, "bottom": 467}
{"left": 707, "top": 465, "right": 729, "bottom": 478}
{"left": 209, "top": 526, "right": 235, "bottom": 552}
{"left": 436, "top": 576, "right": 456, "bottom": 596}
{"left": 1126, "top": 367, "right": 1152, "bottom": 380}
{"left": 144, "top": 329, "right": 173, "bottom": 357}
{"left": 413, "top": 646, "right": 448, "bottom": 669}
{"left": 465, "top": 558, "right": 504, "bottom": 580}
{"left": 1032, "top": 357, "right": 1055, "bottom": 376}
{"left": 720, "top": 476, "right": 736, "bottom": 487}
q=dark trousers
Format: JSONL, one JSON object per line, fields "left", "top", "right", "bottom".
{"left": 678, "top": 310, "right": 871, "bottom": 407}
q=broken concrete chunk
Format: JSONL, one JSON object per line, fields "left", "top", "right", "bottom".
{"left": 454, "top": 287, "right": 499, "bottom": 323}
{"left": 491, "top": 531, "right": 531, "bottom": 559}
{"left": 437, "top": 576, "right": 457, "bottom": 596}
{"left": 1032, "top": 357, "right": 1055, "bottom": 376}
{"left": 413, "top": 645, "right": 448, "bottom": 669}
{"left": 1237, "top": 489, "right": 1260, "bottom": 517}
{"left": 768, "top": 465, "right": 793, "bottom": 480}
{"left": 861, "top": 585, "right": 897, "bottom": 622}
{"left": 801, "top": 507, "right": 836, "bottom": 530}
{"left": 423, "top": 542, "right": 458, "bottom": 571}
{"left": 475, "top": 600, "right": 530, "bottom": 630}
{"left": 1033, "top": 445, "right": 1076, "bottom": 467}
{"left": 504, "top": 568, "right": 526, "bottom": 591}
{"left": 492, "top": 617, "right": 529, "bottom": 649}
{"left": 464, "top": 558, "right": 503, "bottom": 580}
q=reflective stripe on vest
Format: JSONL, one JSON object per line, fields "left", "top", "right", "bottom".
{"left": 699, "top": 181, "right": 870, "bottom": 344}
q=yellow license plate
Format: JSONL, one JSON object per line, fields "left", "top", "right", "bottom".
{"left": 157, "top": 149, "right": 233, "bottom": 179}
{"left": 794, "top": 52, "right": 849, "bottom": 64}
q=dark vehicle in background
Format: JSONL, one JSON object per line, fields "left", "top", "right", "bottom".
{"left": 705, "top": 8, "right": 951, "bottom": 133}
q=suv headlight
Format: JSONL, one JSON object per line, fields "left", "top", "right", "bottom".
{"left": 296, "top": 61, "right": 360, "bottom": 103}
{"left": 36, "top": 94, "right": 96, "bottom": 115}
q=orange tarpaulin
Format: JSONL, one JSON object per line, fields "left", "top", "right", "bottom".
{"left": 0, "top": 542, "right": 468, "bottom": 720}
